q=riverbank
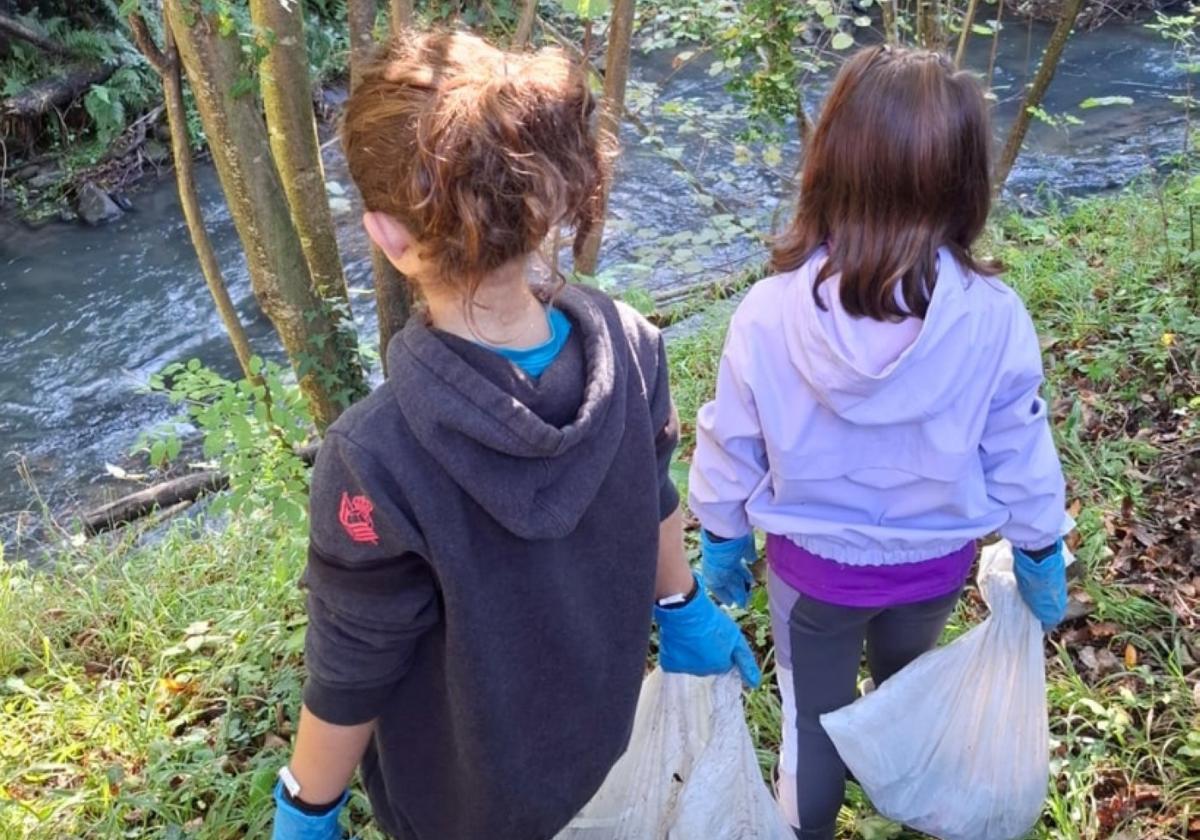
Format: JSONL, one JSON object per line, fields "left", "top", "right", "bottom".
{"left": 2, "top": 16, "right": 1195, "bottom": 522}
{"left": 2, "top": 181, "right": 1197, "bottom": 838}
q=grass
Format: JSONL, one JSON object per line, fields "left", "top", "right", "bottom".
{"left": 1, "top": 180, "right": 1198, "bottom": 838}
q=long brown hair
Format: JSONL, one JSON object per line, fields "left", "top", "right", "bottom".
{"left": 772, "top": 45, "right": 999, "bottom": 321}
{"left": 341, "top": 31, "right": 605, "bottom": 296}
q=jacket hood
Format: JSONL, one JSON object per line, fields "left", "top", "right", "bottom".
{"left": 783, "top": 247, "right": 980, "bottom": 425}
{"left": 387, "top": 285, "right": 628, "bottom": 540}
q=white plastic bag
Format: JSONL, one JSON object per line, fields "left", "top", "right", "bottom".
{"left": 556, "top": 669, "right": 795, "bottom": 840}
{"left": 820, "top": 540, "right": 1049, "bottom": 840}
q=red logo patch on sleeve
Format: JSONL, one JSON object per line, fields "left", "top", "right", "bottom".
{"left": 338, "top": 492, "right": 379, "bottom": 545}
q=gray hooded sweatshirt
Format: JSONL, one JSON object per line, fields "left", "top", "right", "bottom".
{"left": 301, "top": 284, "right": 679, "bottom": 840}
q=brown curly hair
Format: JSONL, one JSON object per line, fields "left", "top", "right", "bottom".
{"left": 341, "top": 31, "right": 605, "bottom": 296}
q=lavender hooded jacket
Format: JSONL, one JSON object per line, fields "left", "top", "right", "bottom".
{"left": 688, "top": 248, "right": 1072, "bottom": 566}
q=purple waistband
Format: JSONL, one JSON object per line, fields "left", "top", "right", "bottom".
{"left": 766, "top": 535, "right": 976, "bottom": 609}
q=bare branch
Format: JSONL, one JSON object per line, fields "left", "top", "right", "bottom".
{"left": 955, "top": 0, "right": 981, "bottom": 68}
{"left": 128, "top": 12, "right": 171, "bottom": 76}
{"left": 993, "top": 0, "right": 1086, "bottom": 190}
{"left": 0, "top": 12, "right": 72, "bottom": 57}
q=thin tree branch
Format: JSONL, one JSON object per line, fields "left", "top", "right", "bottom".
{"left": 955, "top": 0, "right": 981, "bottom": 68}
{"left": 0, "top": 11, "right": 72, "bottom": 57}
{"left": 994, "top": 0, "right": 1086, "bottom": 190}
{"left": 986, "top": 0, "right": 1004, "bottom": 90}
{"left": 128, "top": 12, "right": 170, "bottom": 76}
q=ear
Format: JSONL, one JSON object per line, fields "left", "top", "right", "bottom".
{"left": 362, "top": 211, "right": 413, "bottom": 263}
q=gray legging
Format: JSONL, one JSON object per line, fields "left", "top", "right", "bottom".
{"left": 768, "top": 568, "right": 962, "bottom": 840}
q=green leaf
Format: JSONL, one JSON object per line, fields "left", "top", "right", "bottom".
{"left": 1079, "top": 96, "right": 1135, "bottom": 109}
{"left": 831, "top": 32, "right": 855, "bottom": 50}
{"left": 621, "top": 288, "right": 657, "bottom": 317}
{"left": 559, "top": 0, "right": 610, "bottom": 19}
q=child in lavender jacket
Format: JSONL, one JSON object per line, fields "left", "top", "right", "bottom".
{"left": 688, "top": 46, "right": 1072, "bottom": 839}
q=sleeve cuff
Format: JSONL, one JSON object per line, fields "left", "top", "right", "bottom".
{"left": 303, "top": 677, "right": 398, "bottom": 726}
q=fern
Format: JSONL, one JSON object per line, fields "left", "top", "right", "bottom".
{"left": 84, "top": 83, "right": 127, "bottom": 143}
{"left": 63, "top": 29, "right": 121, "bottom": 62}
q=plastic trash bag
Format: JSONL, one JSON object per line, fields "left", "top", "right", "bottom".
{"left": 556, "top": 669, "right": 795, "bottom": 840}
{"left": 820, "top": 540, "right": 1049, "bottom": 840}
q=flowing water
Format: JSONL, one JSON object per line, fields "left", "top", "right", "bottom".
{"left": 0, "top": 21, "right": 1191, "bottom": 540}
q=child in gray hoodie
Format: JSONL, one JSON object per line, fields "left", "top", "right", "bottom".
{"left": 270, "top": 31, "right": 760, "bottom": 840}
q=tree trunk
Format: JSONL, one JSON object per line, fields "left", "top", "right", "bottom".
{"left": 880, "top": 0, "right": 899, "bottom": 45}
{"left": 797, "top": 101, "right": 812, "bottom": 147}
{"left": 347, "top": 0, "right": 378, "bottom": 89}
{"left": 372, "top": 250, "right": 412, "bottom": 363}
{"left": 128, "top": 12, "right": 256, "bottom": 381}
{"left": 993, "top": 0, "right": 1085, "bottom": 190}
{"left": 986, "top": 0, "right": 1005, "bottom": 89}
{"left": 250, "top": 0, "right": 350, "bottom": 307}
{"left": 348, "top": 0, "right": 412, "bottom": 371}
{"left": 916, "top": 0, "right": 942, "bottom": 49}
{"left": 955, "top": 0, "right": 981, "bottom": 68}
{"left": 572, "top": 0, "right": 635, "bottom": 277}
{"left": 165, "top": 0, "right": 361, "bottom": 430}
{"left": 390, "top": 0, "right": 414, "bottom": 33}
{"left": 514, "top": 0, "right": 538, "bottom": 47}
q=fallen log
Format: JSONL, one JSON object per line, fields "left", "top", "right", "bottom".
{"left": 2, "top": 63, "right": 117, "bottom": 119}
{"left": 0, "top": 12, "right": 72, "bottom": 57}
{"left": 82, "top": 470, "right": 228, "bottom": 535}
{"left": 81, "top": 442, "right": 320, "bottom": 536}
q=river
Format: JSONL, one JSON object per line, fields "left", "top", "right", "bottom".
{"left": 0, "top": 20, "right": 1190, "bottom": 546}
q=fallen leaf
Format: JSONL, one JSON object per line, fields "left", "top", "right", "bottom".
{"left": 262, "top": 732, "right": 288, "bottom": 751}
{"left": 158, "top": 676, "right": 193, "bottom": 696}
{"left": 1065, "top": 595, "right": 1095, "bottom": 621}
{"left": 184, "top": 620, "right": 212, "bottom": 637}
{"left": 1096, "top": 648, "right": 1122, "bottom": 674}
{"left": 1060, "top": 626, "right": 1092, "bottom": 646}
{"left": 182, "top": 633, "right": 227, "bottom": 653}
{"left": 1124, "top": 643, "right": 1139, "bottom": 669}
{"left": 1131, "top": 784, "right": 1161, "bottom": 806}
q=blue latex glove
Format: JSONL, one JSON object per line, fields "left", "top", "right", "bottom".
{"left": 700, "top": 530, "right": 756, "bottom": 608}
{"left": 272, "top": 779, "right": 349, "bottom": 840}
{"left": 1013, "top": 541, "right": 1068, "bottom": 631}
{"left": 656, "top": 574, "right": 762, "bottom": 688}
